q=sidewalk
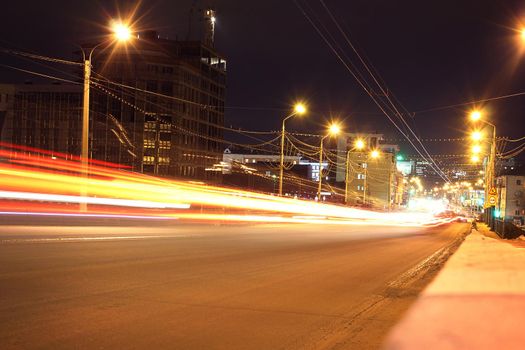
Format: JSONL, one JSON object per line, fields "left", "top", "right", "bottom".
{"left": 383, "top": 227, "right": 525, "bottom": 349}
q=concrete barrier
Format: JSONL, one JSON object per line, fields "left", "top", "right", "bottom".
{"left": 383, "top": 229, "right": 525, "bottom": 349}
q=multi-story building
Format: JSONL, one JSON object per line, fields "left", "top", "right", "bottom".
{"left": 496, "top": 173, "right": 525, "bottom": 225}
{"left": 1, "top": 16, "right": 226, "bottom": 183}
{"left": 89, "top": 28, "right": 226, "bottom": 181}
{"left": 0, "top": 83, "right": 82, "bottom": 158}
{"left": 336, "top": 133, "right": 401, "bottom": 208}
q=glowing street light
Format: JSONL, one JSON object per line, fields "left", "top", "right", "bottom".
{"left": 294, "top": 103, "right": 306, "bottom": 115}
{"left": 112, "top": 21, "right": 132, "bottom": 41}
{"left": 79, "top": 19, "right": 133, "bottom": 211}
{"left": 471, "top": 155, "right": 480, "bottom": 163}
{"left": 470, "top": 110, "right": 482, "bottom": 121}
{"left": 279, "top": 102, "right": 307, "bottom": 196}
{"left": 318, "top": 123, "right": 341, "bottom": 200}
{"left": 472, "top": 144, "right": 482, "bottom": 154}
{"left": 354, "top": 138, "right": 365, "bottom": 150}
{"left": 329, "top": 123, "right": 341, "bottom": 135}
{"left": 370, "top": 149, "right": 380, "bottom": 158}
{"left": 471, "top": 131, "right": 483, "bottom": 141}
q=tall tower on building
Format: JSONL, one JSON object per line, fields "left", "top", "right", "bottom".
{"left": 203, "top": 9, "right": 216, "bottom": 47}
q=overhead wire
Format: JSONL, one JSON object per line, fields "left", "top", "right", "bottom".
{"left": 293, "top": 0, "right": 450, "bottom": 183}
{"left": 317, "top": 0, "right": 450, "bottom": 183}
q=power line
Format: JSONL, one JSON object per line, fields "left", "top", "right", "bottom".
{"left": 294, "top": 0, "right": 450, "bottom": 183}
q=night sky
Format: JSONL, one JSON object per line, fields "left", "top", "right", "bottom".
{"left": 1, "top": 0, "right": 525, "bottom": 157}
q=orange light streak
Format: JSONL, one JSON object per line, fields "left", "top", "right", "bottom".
{"left": 0, "top": 144, "right": 452, "bottom": 227}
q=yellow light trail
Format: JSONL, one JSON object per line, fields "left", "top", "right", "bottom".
{"left": 0, "top": 144, "right": 455, "bottom": 227}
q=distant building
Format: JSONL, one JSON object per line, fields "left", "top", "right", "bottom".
{"left": 496, "top": 173, "right": 525, "bottom": 225}
{"left": 336, "top": 133, "right": 402, "bottom": 208}
{"left": 221, "top": 148, "right": 331, "bottom": 199}
{"left": 396, "top": 159, "right": 414, "bottom": 176}
{"left": 0, "top": 83, "right": 82, "bottom": 158}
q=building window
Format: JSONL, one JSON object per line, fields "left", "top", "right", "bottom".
{"left": 144, "top": 139, "right": 155, "bottom": 148}
{"left": 145, "top": 122, "right": 156, "bottom": 130}
{"left": 516, "top": 210, "right": 521, "bottom": 215}
{"left": 143, "top": 156, "right": 155, "bottom": 164}
{"left": 357, "top": 185, "right": 364, "bottom": 191}
{"left": 517, "top": 179, "right": 522, "bottom": 185}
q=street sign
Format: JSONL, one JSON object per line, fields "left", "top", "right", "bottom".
{"left": 488, "top": 195, "right": 497, "bottom": 206}
{"left": 488, "top": 187, "right": 497, "bottom": 196}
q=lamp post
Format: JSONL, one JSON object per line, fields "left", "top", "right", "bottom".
{"left": 278, "top": 103, "right": 306, "bottom": 196}
{"left": 80, "top": 21, "right": 132, "bottom": 210}
{"left": 317, "top": 123, "right": 340, "bottom": 201}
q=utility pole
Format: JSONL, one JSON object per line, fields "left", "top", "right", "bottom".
{"left": 279, "top": 119, "right": 287, "bottom": 196}
{"left": 278, "top": 104, "right": 306, "bottom": 196}
{"left": 318, "top": 137, "right": 325, "bottom": 200}
{"left": 344, "top": 150, "right": 350, "bottom": 204}
{"left": 80, "top": 55, "right": 91, "bottom": 212}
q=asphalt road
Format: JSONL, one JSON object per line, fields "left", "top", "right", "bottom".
{"left": 0, "top": 218, "right": 468, "bottom": 349}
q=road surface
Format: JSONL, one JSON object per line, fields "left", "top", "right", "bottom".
{"left": 0, "top": 217, "right": 468, "bottom": 349}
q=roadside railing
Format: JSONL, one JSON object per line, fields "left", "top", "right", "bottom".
{"left": 494, "top": 219, "right": 525, "bottom": 239}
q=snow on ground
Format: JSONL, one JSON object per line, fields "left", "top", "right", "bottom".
{"left": 383, "top": 226, "right": 525, "bottom": 350}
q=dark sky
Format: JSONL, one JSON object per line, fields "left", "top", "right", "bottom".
{"left": 1, "top": 0, "right": 525, "bottom": 157}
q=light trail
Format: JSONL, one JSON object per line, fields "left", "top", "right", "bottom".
{"left": 0, "top": 144, "right": 455, "bottom": 227}
{"left": 0, "top": 191, "right": 190, "bottom": 209}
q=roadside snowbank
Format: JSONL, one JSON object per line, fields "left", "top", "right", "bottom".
{"left": 383, "top": 228, "right": 525, "bottom": 349}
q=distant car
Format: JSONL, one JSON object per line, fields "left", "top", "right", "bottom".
{"left": 456, "top": 216, "right": 468, "bottom": 223}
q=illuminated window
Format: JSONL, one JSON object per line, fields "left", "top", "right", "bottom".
{"left": 159, "top": 140, "right": 171, "bottom": 149}
{"left": 144, "top": 122, "right": 156, "bottom": 130}
{"left": 158, "top": 157, "right": 170, "bottom": 164}
{"left": 144, "top": 140, "right": 155, "bottom": 148}
{"left": 143, "top": 156, "right": 155, "bottom": 164}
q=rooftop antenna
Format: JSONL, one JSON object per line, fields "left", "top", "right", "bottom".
{"left": 202, "top": 8, "right": 216, "bottom": 46}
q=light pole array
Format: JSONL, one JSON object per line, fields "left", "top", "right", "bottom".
{"left": 468, "top": 109, "right": 497, "bottom": 224}
{"left": 278, "top": 103, "right": 306, "bottom": 196}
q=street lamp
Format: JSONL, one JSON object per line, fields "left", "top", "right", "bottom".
{"left": 472, "top": 144, "right": 482, "bottom": 154}
{"left": 80, "top": 20, "right": 132, "bottom": 210}
{"left": 278, "top": 103, "right": 306, "bottom": 196}
{"left": 469, "top": 110, "right": 482, "bottom": 121}
{"left": 471, "top": 130, "right": 483, "bottom": 141}
{"left": 317, "top": 123, "right": 341, "bottom": 200}
{"left": 354, "top": 138, "right": 365, "bottom": 150}
{"left": 112, "top": 22, "right": 132, "bottom": 41}
{"left": 468, "top": 111, "right": 497, "bottom": 219}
